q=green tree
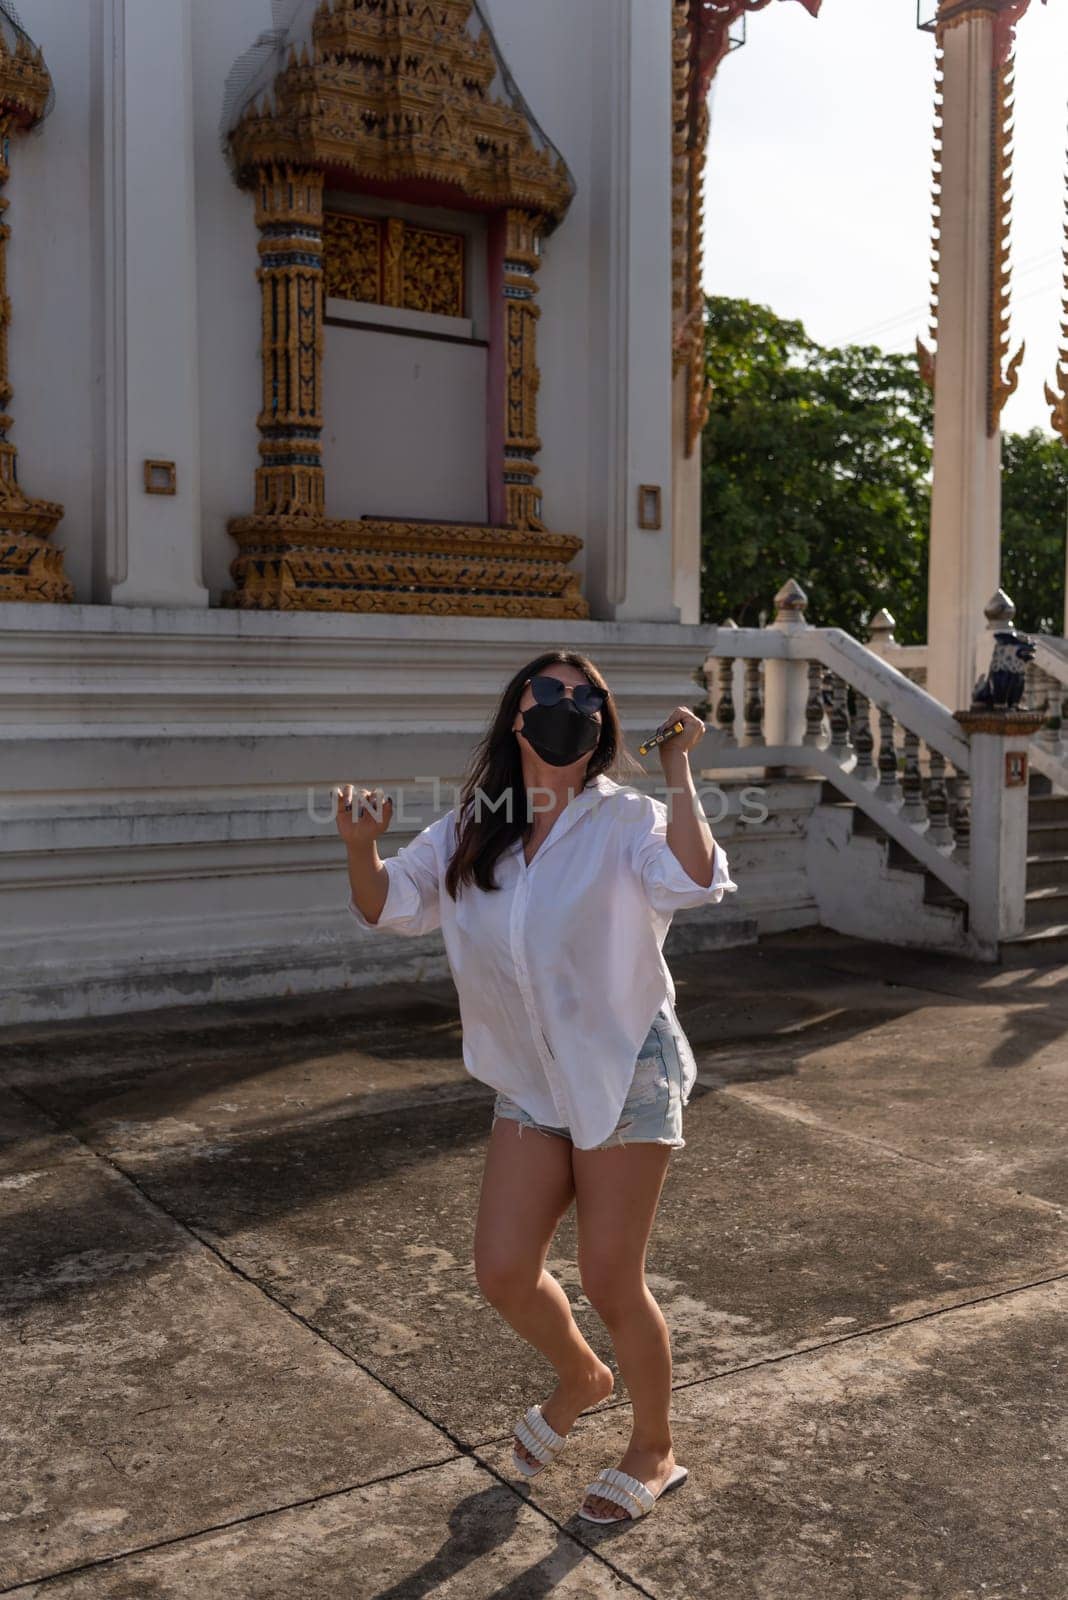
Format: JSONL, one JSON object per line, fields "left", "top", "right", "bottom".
{"left": 700, "top": 296, "right": 933, "bottom": 641}
{"left": 1001, "top": 428, "right": 1068, "bottom": 634}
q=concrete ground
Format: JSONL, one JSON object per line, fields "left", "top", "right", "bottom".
{"left": 0, "top": 928, "right": 1066, "bottom": 1599}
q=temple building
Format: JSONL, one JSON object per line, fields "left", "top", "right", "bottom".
{"left": 2, "top": 0, "right": 1065, "bottom": 1023}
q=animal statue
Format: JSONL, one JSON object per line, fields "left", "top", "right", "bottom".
{"left": 970, "top": 629, "right": 1036, "bottom": 710}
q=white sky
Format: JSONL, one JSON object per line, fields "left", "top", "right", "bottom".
{"left": 702, "top": 0, "right": 1068, "bottom": 436}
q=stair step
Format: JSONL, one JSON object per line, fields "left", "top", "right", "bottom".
{"left": 1028, "top": 793, "right": 1068, "bottom": 822}
{"left": 1011, "top": 917, "right": 1068, "bottom": 940}
{"left": 1028, "top": 822, "right": 1068, "bottom": 851}
{"left": 1026, "top": 882, "right": 1068, "bottom": 903}
{"left": 1000, "top": 922, "right": 1068, "bottom": 960}
{"left": 1025, "top": 887, "right": 1068, "bottom": 930}
{"left": 1026, "top": 851, "right": 1068, "bottom": 888}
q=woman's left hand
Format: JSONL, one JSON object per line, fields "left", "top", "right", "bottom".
{"left": 654, "top": 705, "right": 706, "bottom": 766}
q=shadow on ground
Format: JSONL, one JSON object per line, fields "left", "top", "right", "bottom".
{"left": 1, "top": 929, "right": 1066, "bottom": 1597}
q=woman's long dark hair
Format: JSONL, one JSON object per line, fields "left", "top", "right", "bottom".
{"left": 443, "top": 650, "right": 645, "bottom": 900}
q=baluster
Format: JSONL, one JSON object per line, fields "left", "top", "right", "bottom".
{"left": 949, "top": 763, "right": 971, "bottom": 855}
{"left": 925, "top": 746, "right": 954, "bottom": 848}
{"left": 1038, "top": 669, "right": 1063, "bottom": 753}
{"left": 1023, "top": 659, "right": 1044, "bottom": 716}
{"left": 900, "top": 728, "right": 927, "bottom": 824}
{"left": 714, "top": 654, "right": 737, "bottom": 747}
{"left": 802, "top": 659, "right": 825, "bottom": 746}
{"left": 1051, "top": 671, "right": 1065, "bottom": 756}
{"left": 876, "top": 706, "right": 903, "bottom": 804}
{"left": 851, "top": 687, "right": 875, "bottom": 780}
{"left": 828, "top": 673, "right": 852, "bottom": 757}
{"left": 742, "top": 658, "right": 764, "bottom": 746}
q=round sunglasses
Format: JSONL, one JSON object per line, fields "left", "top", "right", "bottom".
{"left": 525, "top": 674, "right": 607, "bottom": 714}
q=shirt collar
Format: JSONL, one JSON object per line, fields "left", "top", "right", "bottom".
{"left": 510, "top": 771, "right": 622, "bottom": 859}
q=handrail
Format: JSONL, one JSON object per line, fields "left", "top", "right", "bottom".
{"left": 708, "top": 625, "right": 969, "bottom": 768}
{"left": 699, "top": 579, "right": 1038, "bottom": 956}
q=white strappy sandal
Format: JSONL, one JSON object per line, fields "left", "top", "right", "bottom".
{"left": 511, "top": 1403, "right": 569, "bottom": 1478}
{"left": 577, "top": 1462, "right": 689, "bottom": 1523}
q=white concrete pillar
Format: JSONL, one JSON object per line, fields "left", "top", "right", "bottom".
{"left": 955, "top": 710, "right": 1043, "bottom": 949}
{"left": 99, "top": 0, "right": 208, "bottom": 608}
{"left": 588, "top": 0, "right": 678, "bottom": 623}
{"left": 925, "top": 10, "right": 1002, "bottom": 712}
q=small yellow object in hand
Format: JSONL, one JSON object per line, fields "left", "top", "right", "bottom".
{"left": 637, "top": 720, "right": 685, "bottom": 757}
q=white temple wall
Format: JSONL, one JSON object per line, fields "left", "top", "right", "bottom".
{"left": 0, "top": 0, "right": 712, "bottom": 1027}
{"left": 481, "top": 0, "right": 597, "bottom": 566}
{"left": 6, "top": 0, "right": 676, "bottom": 610}
{"left": 191, "top": 0, "right": 273, "bottom": 602}
{"left": 7, "top": 0, "right": 96, "bottom": 601}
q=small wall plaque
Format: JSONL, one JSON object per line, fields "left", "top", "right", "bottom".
{"left": 144, "top": 460, "right": 177, "bottom": 495}
{"left": 1004, "top": 749, "right": 1028, "bottom": 788}
{"left": 638, "top": 483, "right": 662, "bottom": 530}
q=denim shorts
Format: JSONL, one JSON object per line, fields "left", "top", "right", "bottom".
{"left": 491, "top": 1004, "right": 687, "bottom": 1151}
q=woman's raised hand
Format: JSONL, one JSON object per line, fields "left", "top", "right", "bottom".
{"left": 336, "top": 784, "right": 393, "bottom": 848}
{"left": 656, "top": 705, "right": 706, "bottom": 765}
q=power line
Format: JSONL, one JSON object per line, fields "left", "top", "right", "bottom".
{"left": 839, "top": 248, "right": 1062, "bottom": 345}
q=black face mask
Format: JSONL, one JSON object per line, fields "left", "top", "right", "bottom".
{"left": 519, "top": 700, "right": 600, "bottom": 767}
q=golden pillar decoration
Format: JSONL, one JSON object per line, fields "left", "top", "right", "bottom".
{"left": 916, "top": 40, "right": 944, "bottom": 390}
{"left": 249, "top": 164, "right": 325, "bottom": 521}
{"left": 0, "top": 30, "right": 70, "bottom": 604}
{"left": 988, "top": 48, "right": 1024, "bottom": 433}
{"left": 1043, "top": 126, "right": 1068, "bottom": 444}
{"left": 671, "top": 0, "right": 712, "bottom": 459}
{"left": 917, "top": 0, "right": 1032, "bottom": 430}
{"left": 684, "top": 95, "right": 712, "bottom": 457}
{"left": 502, "top": 209, "right": 544, "bottom": 532}
{"left": 672, "top": 3, "right": 822, "bottom": 457}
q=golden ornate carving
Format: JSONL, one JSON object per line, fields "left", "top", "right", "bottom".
{"left": 222, "top": 515, "right": 589, "bottom": 618}
{"left": 225, "top": 2, "right": 583, "bottom": 616}
{"left": 919, "top": 7, "right": 1028, "bottom": 428}
{"left": 988, "top": 52, "right": 1024, "bottom": 433}
{"left": 322, "top": 211, "right": 380, "bottom": 303}
{"left": 671, "top": 4, "right": 821, "bottom": 456}
{"left": 0, "top": 30, "right": 71, "bottom": 604}
{"left": 400, "top": 224, "right": 464, "bottom": 317}
{"left": 383, "top": 217, "right": 404, "bottom": 309}
{"left": 672, "top": 0, "right": 710, "bottom": 457}
{"left": 916, "top": 41, "right": 944, "bottom": 391}
{"left": 932, "top": 0, "right": 1042, "bottom": 66}
{"left": 672, "top": 0, "right": 693, "bottom": 341}
{"left": 1044, "top": 136, "right": 1068, "bottom": 445}
{"left": 324, "top": 211, "right": 464, "bottom": 316}
{"left": 251, "top": 164, "right": 325, "bottom": 521}
{"left": 502, "top": 209, "right": 544, "bottom": 532}
{"left": 228, "top": 1, "right": 575, "bottom": 224}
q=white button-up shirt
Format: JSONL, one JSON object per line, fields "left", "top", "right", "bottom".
{"left": 347, "top": 772, "right": 739, "bottom": 1150}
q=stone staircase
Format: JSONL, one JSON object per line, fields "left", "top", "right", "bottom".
{"left": 806, "top": 781, "right": 971, "bottom": 952}
{"left": 810, "top": 771, "right": 1068, "bottom": 958}
{"left": 1001, "top": 770, "right": 1068, "bottom": 951}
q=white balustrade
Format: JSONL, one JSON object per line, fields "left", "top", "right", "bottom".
{"left": 700, "top": 578, "right": 1043, "bottom": 956}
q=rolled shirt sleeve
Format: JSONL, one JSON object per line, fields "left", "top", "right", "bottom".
{"left": 631, "top": 793, "right": 739, "bottom": 915}
{"left": 347, "top": 811, "right": 453, "bottom": 937}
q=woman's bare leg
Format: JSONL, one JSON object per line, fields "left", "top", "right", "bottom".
{"left": 572, "top": 1141, "right": 676, "bottom": 1518}
{"left": 475, "top": 1117, "right": 614, "bottom": 1467}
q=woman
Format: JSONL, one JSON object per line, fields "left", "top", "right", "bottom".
{"left": 337, "top": 650, "right": 738, "bottom": 1525}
